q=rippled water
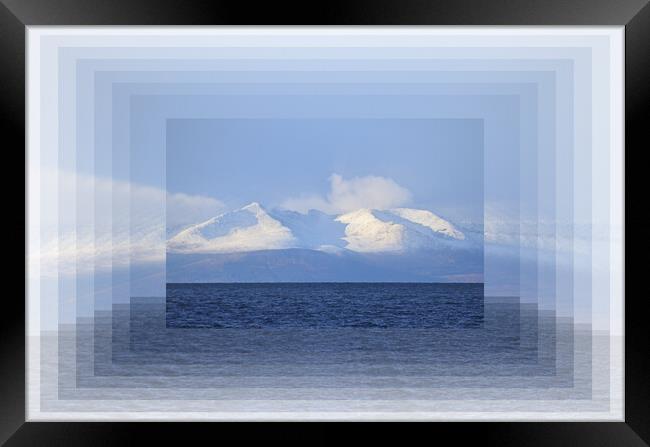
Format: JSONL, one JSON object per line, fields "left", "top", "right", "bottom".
{"left": 166, "top": 283, "right": 484, "bottom": 329}
{"left": 34, "top": 283, "right": 620, "bottom": 417}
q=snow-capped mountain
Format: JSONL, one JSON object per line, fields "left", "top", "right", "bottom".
{"left": 167, "top": 202, "right": 474, "bottom": 254}
{"left": 166, "top": 202, "right": 483, "bottom": 282}
{"left": 167, "top": 202, "right": 296, "bottom": 254}
{"left": 336, "top": 208, "right": 467, "bottom": 253}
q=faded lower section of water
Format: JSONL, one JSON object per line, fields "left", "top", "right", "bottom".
{"left": 27, "top": 283, "right": 623, "bottom": 419}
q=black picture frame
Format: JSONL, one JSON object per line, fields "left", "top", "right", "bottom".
{"left": 2, "top": 0, "right": 648, "bottom": 444}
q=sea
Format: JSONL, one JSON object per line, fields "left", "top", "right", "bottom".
{"left": 102, "top": 282, "right": 566, "bottom": 378}
{"left": 165, "top": 282, "right": 485, "bottom": 329}
{"left": 38, "top": 282, "right": 617, "bottom": 416}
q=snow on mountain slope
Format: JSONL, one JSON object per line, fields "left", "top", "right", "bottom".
{"left": 167, "top": 202, "right": 470, "bottom": 254}
{"left": 336, "top": 209, "right": 405, "bottom": 252}
{"left": 389, "top": 208, "right": 465, "bottom": 240}
{"left": 269, "top": 209, "right": 347, "bottom": 250}
{"left": 167, "top": 202, "right": 295, "bottom": 254}
{"left": 336, "top": 208, "right": 466, "bottom": 252}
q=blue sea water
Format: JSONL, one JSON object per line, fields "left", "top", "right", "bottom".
{"left": 65, "top": 282, "right": 586, "bottom": 397}
{"left": 105, "top": 282, "right": 551, "bottom": 378}
{"left": 165, "top": 283, "right": 485, "bottom": 329}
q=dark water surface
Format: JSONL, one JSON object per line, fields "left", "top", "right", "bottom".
{"left": 83, "top": 284, "right": 574, "bottom": 383}
{"left": 166, "top": 283, "right": 484, "bottom": 329}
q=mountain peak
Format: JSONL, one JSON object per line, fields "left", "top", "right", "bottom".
{"left": 167, "top": 201, "right": 294, "bottom": 254}
{"left": 168, "top": 204, "right": 472, "bottom": 254}
{"left": 389, "top": 208, "right": 465, "bottom": 240}
{"left": 241, "top": 202, "right": 264, "bottom": 213}
{"left": 336, "top": 208, "right": 405, "bottom": 252}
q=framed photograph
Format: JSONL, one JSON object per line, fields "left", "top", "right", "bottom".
{"left": 2, "top": 0, "right": 648, "bottom": 444}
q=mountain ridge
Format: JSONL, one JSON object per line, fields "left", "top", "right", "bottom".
{"left": 167, "top": 202, "right": 475, "bottom": 255}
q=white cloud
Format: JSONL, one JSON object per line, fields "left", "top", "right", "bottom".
{"left": 281, "top": 173, "right": 412, "bottom": 214}
{"left": 29, "top": 168, "right": 223, "bottom": 277}
{"left": 166, "top": 192, "right": 224, "bottom": 233}
{"left": 483, "top": 202, "right": 595, "bottom": 255}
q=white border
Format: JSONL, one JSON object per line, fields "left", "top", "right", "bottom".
{"left": 26, "top": 26, "right": 625, "bottom": 422}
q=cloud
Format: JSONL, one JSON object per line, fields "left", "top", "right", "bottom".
{"left": 166, "top": 192, "right": 224, "bottom": 233}
{"left": 29, "top": 168, "right": 224, "bottom": 277}
{"left": 483, "top": 202, "right": 597, "bottom": 255}
{"left": 281, "top": 173, "right": 412, "bottom": 214}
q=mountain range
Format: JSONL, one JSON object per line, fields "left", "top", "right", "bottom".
{"left": 166, "top": 202, "right": 483, "bottom": 282}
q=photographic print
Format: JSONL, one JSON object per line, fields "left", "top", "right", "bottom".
{"left": 23, "top": 26, "right": 624, "bottom": 422}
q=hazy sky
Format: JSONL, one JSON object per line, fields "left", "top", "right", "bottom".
{"left": 166, "top": 118, "right": 484, "bottom": 223}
